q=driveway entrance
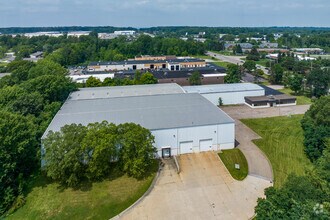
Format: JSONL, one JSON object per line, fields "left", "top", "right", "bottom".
{"left": 121, "top": 152, "right": 272, "bottom": 220}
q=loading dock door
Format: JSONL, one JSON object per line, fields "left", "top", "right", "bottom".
{"left": 199, "top": 139, "right": 213, "bottom": 152}
{"left": 180, "top": 141, "right": 193, "bottom": 154}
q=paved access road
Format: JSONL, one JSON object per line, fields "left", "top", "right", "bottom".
{"left": 206, "top": 51, "right": 245, "bottom": 65}
{"left": 120, "top": 152, "right": 272, "bottom": 220}
{"left": 206, "top": 51, "right": 270, "bottom": 75}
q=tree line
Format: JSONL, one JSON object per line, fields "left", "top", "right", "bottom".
{"left": 0, "top": 60, "right": 76, "bottom": 215}
{"left": 43, "top": 122, "right": 156, "bottom": 187}
{"left": 0, "top": 34, "right": 206, "bottom": 66}
{"left": 82, "top": 71, "right": 158, "bottom": 88}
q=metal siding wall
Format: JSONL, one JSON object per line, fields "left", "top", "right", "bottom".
{"left": 152, "top": 129, "right": 178, "bottom": 156}
{"left": 152, "top": 123, "right": 235, "bottom": 157}
{"left": 217, "top": 123, "right": 235, "bottom": 149}
{"left": 177, "top": 125, "right": 218, "bottom": 153}
{"left": 202, "top": 90, "right": 265, "bottom": 105}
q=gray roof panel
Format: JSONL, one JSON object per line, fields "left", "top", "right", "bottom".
{"left": 183, "top": 83, "right": 264, "bottom": 94}
{"left": 42, "top": 93, "right": 234, "bottom": 139}
{"left": 68, "top": 83, "right": 185, "bottom": 100}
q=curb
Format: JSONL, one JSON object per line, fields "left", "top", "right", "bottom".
{"left": 110, "top": 160, "right": 163, "bottom": 220}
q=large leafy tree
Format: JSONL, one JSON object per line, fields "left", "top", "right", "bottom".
{"left": 43, "top": 122, "right": 157, "bottom": 185}
{"left": 255, "top": 175, "right": 329, "bottom": 219}
{"left": 0, "top": 111, "right": 38, "bottom": 214}
{"left": 140, "top": 72, "right": 158, "bottom": 84}
{"left": 117, "top": 123, "right": 156, "bottom": 178}
{"left": 243, "top": 60, "right": 256, "bottom": 73}
{"left": 27, "top": 59, "right": 67, "bottom": 79}
{"left": 288, "top": 73, "right": 304, "bottom": 95}
{"left": 301, "top": 96, "right": 330, "bottom": 161}
{"left": 224, "top": 64, "right": 242, "bottom": 83}
{"left": 189, "top": 71, "right": 202, "bottom": 85}
{"left": 22, "top": 75, "right": 76, "bottom": 103}
{"left": 307, "top": 68, "right": 330, "bottom": 98}
{"left": 86, "top": 76, "right": 102, "bottom": 87}
{"left": 43, "top": 124, "right": 88, "bottom": 187}
{"left": 6, "top": 60, "right": 35, "bottom": 83}
{"left": 246, "top": 47, "right": 260, "bottom": 61}
{"left": 269, "top": 64, "right": 284, "bottom": 84}
{"left": 82, "top": 122, "right": 118, "bottom": 179}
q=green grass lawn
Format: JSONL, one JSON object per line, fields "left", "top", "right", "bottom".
{"left": 241, "top": 115, "right": 312, "bottom": 188}
{"left": 211, "top": 50, "right": 234, "bottom": 56}
{"left": 310, "top": 54, "right": 330, "bottom": 60}
{"left": 214, "top": 61, "right": 231, "bottom": 68}
{"left": 7, "top": 161, "right": 159, "bottom": 220}
{"left": 0, "top": 62, "right": 7, "bottom": 67}
{"left": 192, "top": 54, "right": 214, "bottom": 60}
{"left": 218, "top": 148, "right": 248, "bottom": 180}
{"left": 278, "top": 88, "right": 312, "bottom": 105}
{"left": 255, "top": 59, "right": 269, "bottom": 67}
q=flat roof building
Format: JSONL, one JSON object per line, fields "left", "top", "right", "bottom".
{"left": 245, "top": 94, "right": 297, "bottom": 108}
{"left": 42, "top": 84, "right": 236, "bottom": 157}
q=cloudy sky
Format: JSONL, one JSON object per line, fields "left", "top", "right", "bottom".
{"left": 0, "top": 0, "right": 329, "bottom": 27}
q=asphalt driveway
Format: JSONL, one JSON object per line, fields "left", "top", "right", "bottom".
{"left": 120, "top": 152, "right": 272, "bottom": 220}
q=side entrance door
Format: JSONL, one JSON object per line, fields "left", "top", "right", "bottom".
{"left": 179, "top": 141, "right": 193, "bottom": 154}
{"left": 199, "top": 139, "right": 213, "bottom": 152}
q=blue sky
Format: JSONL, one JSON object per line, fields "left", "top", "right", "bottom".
{"left": 0, "top": 0, "right": 329, "bottom": 27}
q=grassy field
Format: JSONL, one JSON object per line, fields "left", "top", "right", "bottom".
{"left": 218, "top": 148, "right": 248, "bottom": 180}
{"left": 211, "top": 50, "right": 234, "bottom": 56}
{"left": 241, "top": 115, "right": 312, "bottom": 188}
{"left": 214, "top": 61, "right": 231, "bottom": 68}
{"left": 255, "top": 59, "right": 269, "bottom": 67}
{"left": 278, "top": 88, "right": 312, "bottom": 105}
{"left": 191, "top": 54, "right": 214, "bottom": 60}
{"left": 310, "top": 54, "right": 330, "bottom": 59}
{"left": 7, "top": 161, "right": 158, "bottom": 220}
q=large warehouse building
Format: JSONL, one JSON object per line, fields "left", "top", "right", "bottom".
{"left": 42, "top": 84, "right": 235, "bottom": 158}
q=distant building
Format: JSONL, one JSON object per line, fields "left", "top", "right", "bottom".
{"left": 23, "top": 51, "right": 43, "bottom": 62}
{"left": 259, "top": 42, "right": 279, "bottom": 48}
{"left": 273, "top": 33, "right": 283, "bottom": 40}
{"left": 87, "top": 58, "right": 207, "bottom": 72}
{"left": 98, "top": 33, "right": 118, "bottom": 40}
{"left": 224, "top": 43, "right": 253, "bottom": 50}
{"left": 23, "top": 32, "right": 63, "bottom": 38}
{"left": 67, "top": 31, "right": 91, "bottom": 37}
{"left": 114, "top": 30, "right": 136, "bottom": 36}
{"left": 293, "top": 48, "right": 324, "bottom": 54}
{"left": 296, "top": 55, "right": 317, "bottom": 61}
{"left": 247, "top": 37, "right": 263, "bottom": 41}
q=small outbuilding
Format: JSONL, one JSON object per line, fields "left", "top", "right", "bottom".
{"left": 245, "top": 94, "right": 297, "bottom": 108}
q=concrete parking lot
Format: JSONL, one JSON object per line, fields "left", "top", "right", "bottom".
{"left": 121, "top": 152, "right": 272, "bottom": 220}
{"left": 221, "top": 104, "right": 310, "bottom": 119}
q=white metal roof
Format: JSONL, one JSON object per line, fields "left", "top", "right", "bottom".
{"left": 42, "top": 93, "right": 234, "bottom": 139}
{"left": 68, "top": 83, "right": 185, "bottom": 100}
{"left": 183, "top": 83, "right": 264, "bottom": 94}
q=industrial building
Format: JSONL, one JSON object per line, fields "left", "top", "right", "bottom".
{"left": 87, "top": 57, "right": 206, "bottom": 72}
{"left": 183, "top": 83, "right": 265, "bottom": 105}
{"left": 245, "top": 94, "right": 297, "bottom": 108}
{"left": 42, "top": 84, "right": 236, "bottom": 158}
